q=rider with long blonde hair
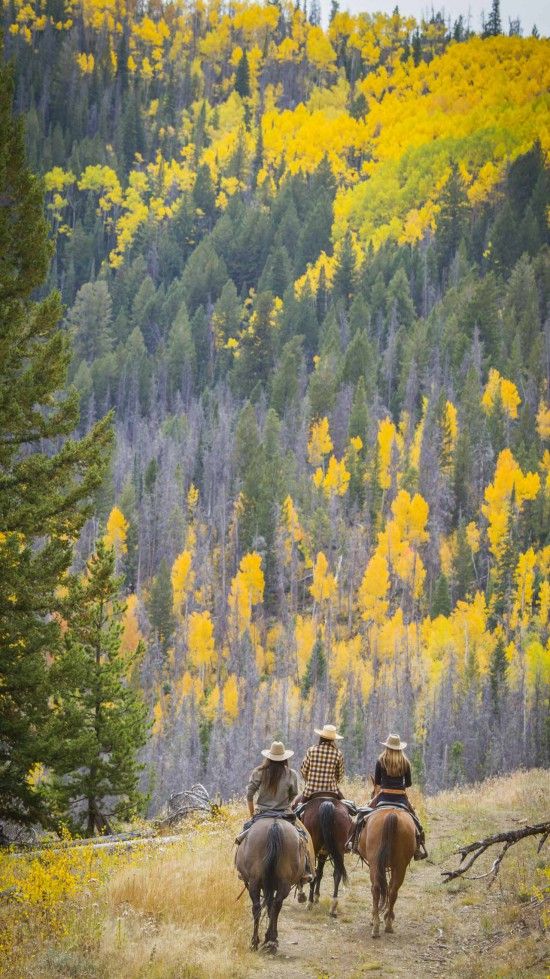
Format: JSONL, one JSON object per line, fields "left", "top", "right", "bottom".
{"left": 371, "top": 734, "right": 427, "bottom": 859}
{"left": 348, "top": 733, "right": 427, "bottom": 859}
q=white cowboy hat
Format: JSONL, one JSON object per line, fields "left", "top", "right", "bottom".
{"left": 314, "top": 723, "right": 344, "bottom": 741}
{"left": 380, "top": 733, "right": 407, "bottom": 750}
{"left": 261, "top": 740, "right": 294, "bottom": 761}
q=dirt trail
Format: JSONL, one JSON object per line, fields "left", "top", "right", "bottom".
{"left": 251, "top": 856, "right": 456, "bottom": 979}
{"left": 247, "top": 798, "right": 548, "bottom": 979}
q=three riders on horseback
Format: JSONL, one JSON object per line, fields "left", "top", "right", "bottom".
{"left": 235, "top": 723, "right": 427, "bottom": 949}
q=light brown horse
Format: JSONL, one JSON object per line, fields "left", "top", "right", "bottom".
{"left": 235, "top": 817, "right": 310, "bottom": 952}
{"left": 301, "top": 797, "right": 353, "bottom": 916}
{"left": 358, "top": 808, "right": 415, "bottom": 938}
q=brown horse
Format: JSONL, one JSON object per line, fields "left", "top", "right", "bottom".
{"left": 358, "top": 807, "right": 415, "bottom": 938}
{"left": 301, "top": 797, "right": 353, "bottom": 916}
{"left": 235, "top": 817, "right": 310, "bottom": 952}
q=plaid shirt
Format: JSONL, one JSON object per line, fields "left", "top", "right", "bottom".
{"left": 300, "top": 742, "right": 344, "bottom": 799}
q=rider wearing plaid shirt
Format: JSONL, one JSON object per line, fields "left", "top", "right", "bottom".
{"left": 300, "top": 725, "right": 345, "bottom": 800}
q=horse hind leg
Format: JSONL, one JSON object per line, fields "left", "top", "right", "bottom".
{"left": 312, "top": 853, "right": 326, "bottom": 905}
{"left": 330, "top": 864, "right": 342, "bottom": 917}
{"left": 384, "top": 868, "right": 405, "bottom": 933}
{"left": 250, "top": 883, "right": 261, "bottom": 951}
{"left": 264, "top": 893, "right": 284, "bottom": 952}
{"left": 371, "top": 878, "right": 381, "bottom": 939}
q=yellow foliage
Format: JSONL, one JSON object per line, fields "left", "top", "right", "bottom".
{"left": 187, "top": 483, "right": 199, "bottom": 509}
{"left": 223, "top": 674, "right": 239, "bottom": 721}
{"left": 333, "top": 37, "right": 550, "bottom": 249}
{"left": 482, "top": 368, "right": 521, "bottom": 419}
{"left": 310, "top": 551, "right": 337, "bottom": 604}
{"left": 536, "top": 401, "right": 550, "bottom": 440}
{"left": 75, "top": 50, "right": 95, "bottom": 73}
{"left": 307, "top": 416, "right": 333, "bottom": 465}
{"left": 306, "top": 25, "right": 337, "bottom": 68}
{"left": 202, "top": 683, "right": 220, "bottom": 721}
{"left": 391, "top": 489, "right": 429, "bottom": 547}
{"left": 120, "top": 594, "right": 143, "bottom": 664}
{"left": 314, "top": 454, "right": 350, "bottom": 497}
{"left": 358, "top": 552, "right": 389, "bottom": 625}
{"left": 377, "top": 416, "right": 402, "bottom": 490}
{"left": 228, "top": 552, "right": 264, "bottom": 637}
{"left": 188, "top": 610, "right": 215, "bottom": 669}
{"left": 171, "top": 550, "right": 194, "bottom": 614}
{"left": 443, "top": 400, "right": 458, "bottom": 456}
{"left": 482, "top": 449, "right": 541, "bottom": 559}
{"left": 510, "top": 548, "right": 536, "bottom": 630}
{"left": 466, "top": 521, "right": 481, "bottom": 554}
{"left": 104, "top": 506, "right": 128, "bottom": 555}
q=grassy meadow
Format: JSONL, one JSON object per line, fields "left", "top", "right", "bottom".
{"left": 0, "top": 770, "right": 548, "bottom": 979}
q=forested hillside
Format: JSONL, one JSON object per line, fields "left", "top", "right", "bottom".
{"left": 2, "top": 0, "right": 549, "bottom": 819}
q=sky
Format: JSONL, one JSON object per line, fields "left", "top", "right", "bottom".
{"left": 322, "top": 0, "right": 550, "bottom": 36}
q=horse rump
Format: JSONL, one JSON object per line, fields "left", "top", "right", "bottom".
{"left": 374, "top": 811, "right": 397, "bottom": 910}
{"left": 262, "top": 820, "right": 283, "bottom": 909}
{"left": 319, "top": 800, "right": 348, "bottom": 885}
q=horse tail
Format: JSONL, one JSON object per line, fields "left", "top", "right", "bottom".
{"left": 319, "top": 801, "right": 348, "bottom": 885}
{"left": 262, "top": 821, "right": 283, "bottom": 908}
{"left": 374, "top": 811, "right": 397, "bottom": 910}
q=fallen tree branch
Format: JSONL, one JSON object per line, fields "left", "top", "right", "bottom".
{"left": 5, "top": 833, "right": 185, "bottom": 860}
{"left": 442, "top": 821, "right": 550, "bottom": 884}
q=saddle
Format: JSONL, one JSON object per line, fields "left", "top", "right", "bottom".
{"left": 234, "top": 809, "right": 297, "bottom": 845}
{"left": 356, "top": 801, "right": 420, "bottom": 832}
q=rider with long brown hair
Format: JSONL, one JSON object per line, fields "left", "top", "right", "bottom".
{"left": 237, "top": 740, "right": 315, "bottom": 884}
{"left": 246, "top": 741, "right": 298, "bottom": 815}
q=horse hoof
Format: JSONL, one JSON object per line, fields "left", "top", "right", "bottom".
{"left": 313, "top": 894, "right": 320, "bottom": 904}
{"left": 297, "top": 891, "right": 307, "bottom": 904}
{"left": 251, "top": 942, "right": 259, "bottom": 952}
{"left": 385, "top": 924, "right": 393, "bottom": 933}
{"left": 372, "top": 931, "right": 380, "bottom": 939}
{"left": 261, "top": 941, "right": 278, "bottom": 955}
{"left": 330, "top": 900, "right": 338, "bottom": 917}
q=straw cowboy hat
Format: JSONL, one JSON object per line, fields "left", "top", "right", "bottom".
{"left": 261, "top": 740, "right": 294, "bottom": 761}
{"left": 380, "top": 733, "right": 407, "bottom": 750}
{"left": 314, "top": 723, "right": 344, "bottom": 741}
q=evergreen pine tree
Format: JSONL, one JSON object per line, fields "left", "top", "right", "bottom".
{"left": 0, "top": 56, "right": 112, "bottom": 829}
{"left": 332, "top": 231, "right": 357, "bottom": 308}
{"left": 434, "top": 162, "right": 469, "bottom": 278}
{"left": 47, "top": 541, "right": 149, "bottom": 834}
{"left": 234, "top": 51, "right": 251, "bottom": 99}
{"left": 147, "top": 559, "right": 176, "bottom": 655}
{"left": 483, "top": 0, "right": 502, "bottom": 36}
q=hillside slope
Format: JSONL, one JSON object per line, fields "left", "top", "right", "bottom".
{"left": 1, "top": 0, "right": 549, "bottom": 813}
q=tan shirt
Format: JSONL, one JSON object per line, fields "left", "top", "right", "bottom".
{"left": 246, "top": 765, "right": 299, "bottom": 811}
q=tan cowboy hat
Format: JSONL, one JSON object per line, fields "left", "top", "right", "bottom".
{"left": 314, "top": 723, "right": 344, "bottom": 741}
{"left": 380, "top": 733, "right": 407, "bottom": 750}
{"left": 261, "top": 740, "right": 294, "bottom": 761}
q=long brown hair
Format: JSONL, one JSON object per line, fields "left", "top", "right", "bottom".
{"left": 261, "top": 758, "right": 288, "bottom": 792}
{"left": 379, "top": 748, "right": 409, "bottom": 777}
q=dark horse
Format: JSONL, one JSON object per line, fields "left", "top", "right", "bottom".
{"left": 235, "top": 817, "right": 309, "bottom": 952}
{"left": 300, "top": 797, "right": 353, "bottom": 916}
{"left": 358, "top": 807, "right": 415, "bottom": 937}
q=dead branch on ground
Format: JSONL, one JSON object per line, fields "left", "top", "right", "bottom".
{"left": 442, "top": 820, "right": 550, "bottom": 885}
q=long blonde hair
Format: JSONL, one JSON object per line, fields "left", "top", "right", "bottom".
{"left": 379, "top": 747, "right": 409, "bottom": 777}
